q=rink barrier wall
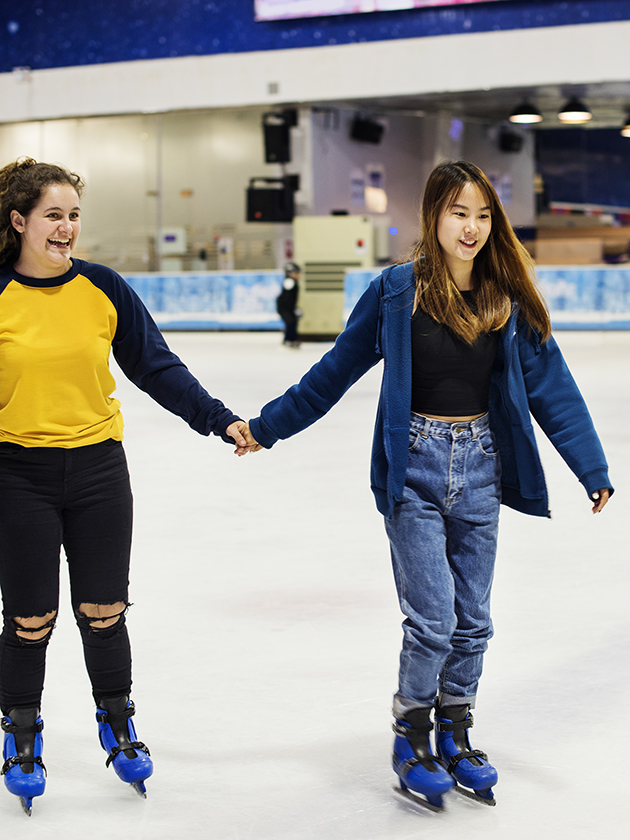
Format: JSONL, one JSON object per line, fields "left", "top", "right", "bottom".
{"left": 123, "top": 266, "right": 630, "bottom": 332}
{"left": 344, "top": 267, "right": 630, "bottom": 331}
{"left": 124, "top": 270, "right": 285, "bottom": 331}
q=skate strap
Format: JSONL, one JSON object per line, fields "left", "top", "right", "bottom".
{"left": 1, "top": 755, "right": 47, "bottom": 776}
{"left": 399, "top": 755, "right": 446, "bottom": 776}
{"left": 105, "top": 741, "right": 151, "bottom": 768}
{"left": 445, "top": 749, "right": 487, "bottom": 775}
{"left": 398, "top": 755, "right": 444, "bottom": 777}
{"left": 0, "top": 718, "right": 44, "bottom": 735}
{"left": 96, "top": 702, "right": 136, "bottom": 724}
{"left": 392, "top": 719, "right": 433, "bottom": 737}
{"left": 436, "top": 716, "right": 473, "bottom": 733}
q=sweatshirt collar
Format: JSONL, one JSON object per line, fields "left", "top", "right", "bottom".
{"left": 7, "top": 258, "right": 81, "bottom": 288}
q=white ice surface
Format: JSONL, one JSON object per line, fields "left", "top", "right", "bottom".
{"left": 4, "top": 330, "right": 628, "bottom": 838}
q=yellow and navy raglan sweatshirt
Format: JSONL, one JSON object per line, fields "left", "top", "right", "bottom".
{"left": 0, "top": 259, "right": 240, "bottom": 448}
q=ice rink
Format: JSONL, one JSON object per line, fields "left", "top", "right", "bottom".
{"left": 3, "top": 329, "right": 628, "bottom": 839}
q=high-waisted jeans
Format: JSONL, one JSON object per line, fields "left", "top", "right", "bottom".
{"left": 385, "top": 413, "right": 501, "bottom": 714}
{"left": 0, "top": 439, "right": 133, "bottom": 712}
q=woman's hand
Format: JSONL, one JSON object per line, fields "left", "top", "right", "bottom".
{"left": 591, "top": 488, "right": 610, "bottom": 514}
{"left": 228, "top": 421, "right": 263, "bottom": 456}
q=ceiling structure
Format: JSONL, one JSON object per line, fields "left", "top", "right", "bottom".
{"left": 318, "top": 80, "right": 630, "bottom": 131}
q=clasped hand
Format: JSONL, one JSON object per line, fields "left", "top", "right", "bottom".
{"left": 225, "top": 421, "right": 262, "bottom": 456}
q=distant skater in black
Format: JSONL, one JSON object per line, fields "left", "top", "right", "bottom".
{"left": 276, "top": 261, "right": 301, "bottom": 347}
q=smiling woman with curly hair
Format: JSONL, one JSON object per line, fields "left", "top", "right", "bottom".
{"left": 0, "top": 157, "right": 249, "bottom": 814}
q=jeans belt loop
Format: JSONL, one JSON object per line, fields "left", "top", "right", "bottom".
{"left": 421, "top": 417, "right": 431, "bottom": 438}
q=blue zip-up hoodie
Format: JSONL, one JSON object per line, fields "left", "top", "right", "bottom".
{"left": 250, "top": 263, "right": 612, "bottom": 519}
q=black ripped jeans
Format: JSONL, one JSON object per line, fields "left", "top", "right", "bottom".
{"left": 0, "top": 439, "right": 133, "bottom": 712}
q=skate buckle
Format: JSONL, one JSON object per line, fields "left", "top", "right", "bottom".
{"left": 104, "top": 740, "right": 150, "bottom": 768}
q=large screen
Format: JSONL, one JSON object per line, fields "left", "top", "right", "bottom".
{"left": 255, "top": 1, "right": 507, "bottom": 22}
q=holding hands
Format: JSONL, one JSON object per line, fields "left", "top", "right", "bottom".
{"left": 226, "top": 421, "right": 262, "bottom": 456}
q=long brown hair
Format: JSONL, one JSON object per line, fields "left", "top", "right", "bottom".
{"left": 413, "top": 160, "right": 550, "bottom": 343}
{"left": 0, "top": 157, "right": 84, "bottom": 267}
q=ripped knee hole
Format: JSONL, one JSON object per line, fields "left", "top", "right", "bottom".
{"left": 77, "top": 602, "right": 129, "bottom": 632}
{"left": 12, "top": 610, "right": 58, "bottom": 643}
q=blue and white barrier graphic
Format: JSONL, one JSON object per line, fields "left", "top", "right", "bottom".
{"left": 345, "top": 267, "right": 630, "bottom": 330}
{"left": 124, "top": 270, "right": 284, "bottom": 330}
{"left": 537, "top": 266, "right": 630, "bottom": 329}
{"left": 124, "top": 266, "right": 630, "bottom": 332}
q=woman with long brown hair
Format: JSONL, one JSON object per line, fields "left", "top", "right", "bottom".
{"left": 239, "top": 160, "right": 612, "bottom": 811}
{"left": 412, "top": 160, "right": 550, "bottom": 344}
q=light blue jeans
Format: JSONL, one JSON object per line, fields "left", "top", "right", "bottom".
{"left": 385, "top": 413, "right": 501, "bottom": 715}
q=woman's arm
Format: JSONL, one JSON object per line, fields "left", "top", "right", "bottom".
{"left": 108, "top": 273, "right": 241, "bottom": 442}
{"left": 519, "top": 330, "right": 613, "bottom": 507}
{"left": 249, "top": 279, "right": 384, "bottom": 449}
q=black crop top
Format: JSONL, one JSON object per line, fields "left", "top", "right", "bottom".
{"left": 411, "top": 291, "right": 498, "bottom": 416}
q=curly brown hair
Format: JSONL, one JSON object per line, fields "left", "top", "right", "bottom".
{"left": 413, "top": 160, "right": 550, "bottom": 343}
{"left": 0, "top": 157, "right": 84, "bottom": 267}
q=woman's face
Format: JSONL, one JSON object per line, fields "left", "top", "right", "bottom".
{"left": 10, "top": 182, "right": 81, "bottom": 278}
{"left": 436, "top": 182, "right": 491, "bottom": 276}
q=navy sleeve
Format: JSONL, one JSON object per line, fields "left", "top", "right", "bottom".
{"left": 519, "top": 329, "right": 613, "bottom": 498}
{"left": 90, "top": 264, "right": 240, "bottom": 442}
{"left": 250, "top": 278, "right": 383, "bottom": 448}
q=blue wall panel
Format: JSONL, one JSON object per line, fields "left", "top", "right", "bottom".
{"left": 2, "top": 1, "right": 629, "bottom": 73}
{"left": 536, "top": 129, "right": 630, "bottom": 209}
{"left": 124, "top": 267, "right": 630, "bottom": 333}
{"left": 125, "top": 269, "right": 283, "bottom": 331}
{"left": 537, "top": 266, "right": 630, "bottom": 329}
{"left": 344, "top": 267, "right": 630, "bottom": 331}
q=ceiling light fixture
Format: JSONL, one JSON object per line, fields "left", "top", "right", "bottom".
{"left": 558, "top": 97, "right": 592, "bottom": 124}
{"left": 509, "top": 101, "right": 542, "bottom": 124}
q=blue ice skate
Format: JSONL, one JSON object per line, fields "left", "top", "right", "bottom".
{"left": 392, "top": 707, "right": 454, "bottom": 812}
{"left": 96, "top": 696, "right": 153, "bottom": 798}
{"left": 435, "top": 704, "right": 497, "bottom": 805}
{"left": 1, "top": 708, "right": 46, "bottom": 815}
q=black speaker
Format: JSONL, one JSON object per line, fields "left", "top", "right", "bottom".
{"left": 499, "top": 128, "right": 523, "bottom": 153}
{"left": 263, "top": 112, "right": 295, "bottom": 163}
{"left": 281, "top": 108, "right": 298, "bottom": 127}
{"left": 246, "top": 178, "right": 294, "bottom": 222}
{"left": 350, "top": 116, "right": 384, "bottom": 144}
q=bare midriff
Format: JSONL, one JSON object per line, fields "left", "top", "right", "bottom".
{"left": 420, "top": 412, "right": 486, "bottom": 423}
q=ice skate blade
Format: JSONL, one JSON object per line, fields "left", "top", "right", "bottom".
{"left": 454, "top": 783, "right": 496, "bottom": 806}
{"left": 393, "top": 785, "right": 445, "bottom": 813}
{"left": 131, "top": 781, "right": 147, "bottom": 799}
{"left": 19, "top": 796, "right": 33, "bottom": 816}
